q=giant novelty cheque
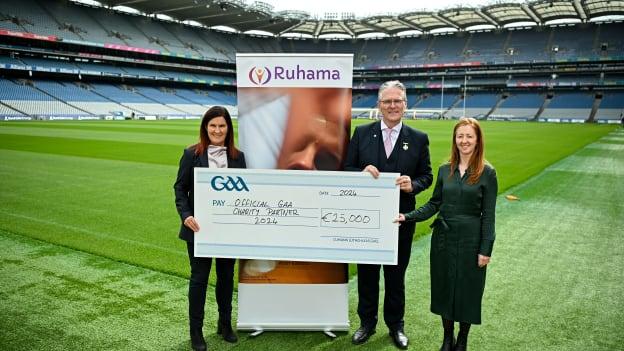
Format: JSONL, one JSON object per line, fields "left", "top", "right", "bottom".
{"left": 194, "top": 168, "right": 400, "bottom": 265}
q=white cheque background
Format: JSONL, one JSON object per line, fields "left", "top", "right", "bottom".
{"left": 194, "top": 168, "right": 400, "bottom": 264}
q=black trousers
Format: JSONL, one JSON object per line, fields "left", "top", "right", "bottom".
{"left": 186, "top": 242, "right": 235, "bottom": 329}
{"left": 357, "top": 222, "right": 415, "bottom": 331}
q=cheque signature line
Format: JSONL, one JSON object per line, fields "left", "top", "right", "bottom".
{"left": 226, "top": 205, "right": 319, "bottom": 210}
{"left": 330, "top": 194, "right": 380, "bottom": 198}
{"left": 245, "top": 182, "right": 396, "bottom": 189}
{"left": 320, "top": 235, "right": 381, "bottom": 239}
{"left": 321, "top": 207, "right": 379, "bottom": 212}
{"left": 212, "top": 222, "right": 319, "bottom": 228}
{"left": 214, "top": 214, "right": 317, "bottom": 218}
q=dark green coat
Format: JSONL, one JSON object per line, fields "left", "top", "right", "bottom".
{"left": 405, "top": 163, "right": 497, "bottom": 324}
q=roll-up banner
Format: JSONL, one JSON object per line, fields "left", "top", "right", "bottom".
{"left": 236, "top": 53, "right": 353, "bottom": 332}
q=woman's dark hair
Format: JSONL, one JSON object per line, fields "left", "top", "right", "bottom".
{"left": 194, "top": 106, "right": 240, "bottom": 159}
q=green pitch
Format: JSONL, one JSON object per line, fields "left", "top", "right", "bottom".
{"left": 0, "top": 120, "right": 621, "bottom": 350}
{"left": 0, "top": 119, "right": 613, "bottom": 277}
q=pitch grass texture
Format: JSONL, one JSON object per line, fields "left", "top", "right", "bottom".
{"left": 0, "top": 120, "right": 616, "bottom": 288}
{"left": 1, "top": 128, "right": 622, "bottom": 350}
{"left": 0, "top": 120, "right": 615, "bottom": 279}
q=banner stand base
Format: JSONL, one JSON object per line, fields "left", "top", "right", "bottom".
{"left": 249, "top": 330, "right": 264, "bottom": 337}
{"left": 323, "top": 330, "right": 337, "bottom": 338}
{"left": 244, "top": 328, "right": 340, "bottom": 338}
{"left": 237, "top": 323, "right": 350, "bottom": 332}
{"left": 237, "top": 283, "right": 350, "bottom": 334}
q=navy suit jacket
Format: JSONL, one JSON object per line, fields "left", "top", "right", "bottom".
{"left": 344, "top": 121, "right": 433, "bottom": 213}
{"left": 174, "top": 146, "right": 246, "bottom": 242}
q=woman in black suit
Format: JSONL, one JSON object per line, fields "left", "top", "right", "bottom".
{"left": 174, "top": 106, "right": 246, "bottom": 351}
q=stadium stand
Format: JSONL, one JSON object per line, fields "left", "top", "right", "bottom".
{"left": 551, "top": 25, "right": 596, "bottom": 58}
{"left": 33, "top": 80, "right": 131, "bottom": 117}
{"left": 427, "top": 34, "right": 468, "bottom": 63}
{"left": 352, "top": 93, "right": 378, "bottom": 108}
{"left": 173, "top": 89, "right": 226, "bottom": 106}
{"left": 467, "top": 31, "right": 507, "bottom": 63}
{"left": 86, "top": 83, "right": 184, "bottom": 116}
{"left": 447, "top": 93, "right": 500, "bottom": 119}
{"left": 0, "top": 1, "right": 84, "bottom": 41}
{"left": 74, "top": 62, "right": 129, "bottom": 75}
{"left": 86, "top": 9, "right": 156, "bottom": 49}
{"left": 415, "top": 93, "right": 458, "bottom": 109}
{"left": 37, "top": 0, "right": 125, "bottom": 45}
{"left": 503, "top": 28, "right": 550, "bottom": 62}
{"left": 0, "top": 103, "right": 25, "bottom": 118}
{"left": 595, "top": 91, "right": 624, "bottom": 121}
{"left": 491, "top": 92, "right": 545, "bottom": 120}
{"left": 0, "top": 0, "right": 623, "bottom": 122}
{"left": 64, "top": 91, "right": 137, "bottom": 117}
{"left": 19, "top": 57, "right": 79, "bottom": 70}
{"left": 540, "top": 92, "right": 595, "bottom": 120}
{"left": 0, "top": 0, "right": 623, "bottom": 65}
{"left": 0, "top": 55, "right": 24, "bottom": 66}
{"left": 0, "top": 78, "right": 89, "bottom": 117}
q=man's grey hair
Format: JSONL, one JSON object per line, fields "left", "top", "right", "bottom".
{"left": 378, "top": 80, "right": 407, "bottom": 101}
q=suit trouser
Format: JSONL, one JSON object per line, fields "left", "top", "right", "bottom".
{"left": 357, "top": 222, "right": 415, "bottom": 331}
{"left": 186, "top": 242, "right": 235, "bottom": 329}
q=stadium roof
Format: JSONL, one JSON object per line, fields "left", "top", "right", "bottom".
{"left": 93, "top": 0, "right": 624, "bottom": 37}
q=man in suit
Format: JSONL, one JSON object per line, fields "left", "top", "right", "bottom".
{"left": 345, "top": 80, "right": 433, "bottom": 349}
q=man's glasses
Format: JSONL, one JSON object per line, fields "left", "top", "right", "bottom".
{"left": 380, "top": 99, "right": 405, "bottom": 106}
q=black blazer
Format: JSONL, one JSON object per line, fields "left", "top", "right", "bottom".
{"left": 344, "top": 121, "right": 433, "bottom": 212}
{"left": 174, "top": 146, "right": 247, "bottom": 242}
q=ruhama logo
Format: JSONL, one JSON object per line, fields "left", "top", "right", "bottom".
{"left": 248, "top": 66, "right": 271, "bottom": 85}
{"left": 211, "top": 176, "right": 250, "bottom": 192}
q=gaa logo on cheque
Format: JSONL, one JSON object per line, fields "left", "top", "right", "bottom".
{"left": 210, "top": 176, "right": 249, "bottom": 192}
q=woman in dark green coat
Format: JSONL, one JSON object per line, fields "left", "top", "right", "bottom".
{"left": 397, "top": 117, "right": 497, "bottom": 351}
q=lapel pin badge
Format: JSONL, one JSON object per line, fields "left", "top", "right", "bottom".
{"left": 373, "top": 134, "right": 377, "bottom": 138}
{"left": 402, "top": 142, "right": 409, "bottom": 151}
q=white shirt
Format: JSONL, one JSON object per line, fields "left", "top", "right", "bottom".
{"left": 381, "top": 120, "right": 402, "bottom": 150}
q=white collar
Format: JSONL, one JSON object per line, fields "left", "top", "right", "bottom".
{"left": 381, "top": 120, "right": 402, "bottom": 134}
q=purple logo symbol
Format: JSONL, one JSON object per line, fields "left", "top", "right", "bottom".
{"left": 249, "top": 66, "right": 271, "bottom": 85}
